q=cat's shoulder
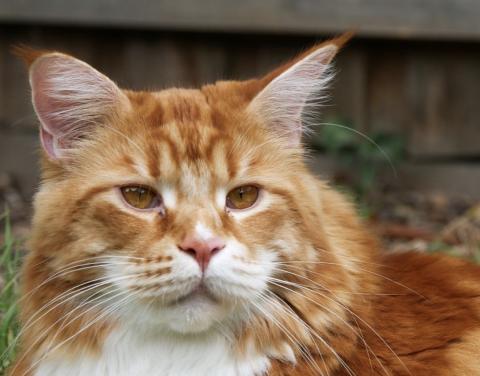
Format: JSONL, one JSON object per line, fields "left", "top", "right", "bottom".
{"left": 380, "top": 250, "right": 480, "bottom": 292}
{"left": 365, "top": 250, "right": 480, "bottom": 375}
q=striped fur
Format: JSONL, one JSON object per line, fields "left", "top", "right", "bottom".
{"left": 9, "top": 35, "right": 480, "bottom": 376}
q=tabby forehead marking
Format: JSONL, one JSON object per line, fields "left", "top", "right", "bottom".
{"left": 170, "top": 96, "right": 202, "bottom": 123}
{"left": 165, "top": 122, "right": 186, "bottom": 155}
{"left": 179, "top": 162, "right": 211, "bottom": 199}
{"left": 134, "top": 162, "right": 150, "bottom": 179}
{"left": 147, "top": 144, "right": 161, "bottom": 179}
{"left": 210, "top": 139, "right": 230, "bottom": 183}
{"left": 158, "top": 140, "right": 177, "bottom": 180}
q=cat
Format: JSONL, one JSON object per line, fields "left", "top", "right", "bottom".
{"left": 8, "top": 33, "right": 480, "bottom": 376}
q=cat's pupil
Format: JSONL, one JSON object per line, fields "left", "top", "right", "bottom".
{"left": 120, "top": 186, "right": 158, "bottom": 210}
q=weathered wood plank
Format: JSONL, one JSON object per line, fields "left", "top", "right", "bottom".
{"left": 366, "top": 44, "right": 410, "bottom": 135}
{"left": 1, "top": 0, "right": 480, "bottom": 41}
{"left": 323, "top": 46, "right": 368, "bottom": 132}
{"left": 397, "top": 162, "right": 480, "bottom": 199}
{"left": 406, "top": 47, "right": 480, "bottom": 157}
{"left": 0, "top": 130, "right": 39, "bottom": 198}
{"left": 307, "top": 155, "right": 480, "bottom": 199}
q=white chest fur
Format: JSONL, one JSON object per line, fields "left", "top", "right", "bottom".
{"left": 34, "top": 327, "right": 271, "bottom": 376}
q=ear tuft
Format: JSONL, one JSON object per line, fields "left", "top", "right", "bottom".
{"left": 12, "top": 45, "right": 52, "bottom": 67}
{"left": 23, "top": 51, "right": 129, "bottom": 160}
{"left": 329, "top": 31, "right": 355, "bottom": 50}
{"left": 249, "top": 34, "right": 351, "bottom": 146}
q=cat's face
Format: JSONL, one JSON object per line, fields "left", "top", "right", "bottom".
{"left": 24, "top": 40, "right": 342, "bottom": 335}
{"left": 54, "top": 90, "right": 310, "bottom": 334}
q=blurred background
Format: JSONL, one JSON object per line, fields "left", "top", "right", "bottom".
{"left": 0, "top": 0, "right": 479, "bottom": 258}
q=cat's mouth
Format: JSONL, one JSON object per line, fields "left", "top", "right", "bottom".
{"left": 173, "top": 283, "right": 218, "bottom": 305}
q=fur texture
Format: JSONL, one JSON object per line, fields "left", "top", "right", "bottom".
{"left": 9, "top": 35, "right": 480, "bottom": 376}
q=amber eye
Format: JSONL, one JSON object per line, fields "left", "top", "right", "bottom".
{"left": 226, "top": 185, "right": 259, "bottom": 210}
{"left": 120, "top": 186, "right": 161, "bottom": 210}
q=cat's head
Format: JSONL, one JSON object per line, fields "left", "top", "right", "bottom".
{"left": 22, "top": 35, "right": 351, "bottom": 336}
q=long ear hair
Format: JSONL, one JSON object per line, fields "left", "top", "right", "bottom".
{"left": 247, "top": 33, "right": 353, "bottom": 146}
{"left": 15, "top": 47, "right": 130, "bottom": 160}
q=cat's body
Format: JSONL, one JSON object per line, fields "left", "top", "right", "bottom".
{"left": 21, "top": 246, "right": 480, "bottom": 376}
{"left": 9, "top": 35, "right": 480, "bottom": 375}
{"left": 21, "top": 224, "right": 480, "bottom": 376}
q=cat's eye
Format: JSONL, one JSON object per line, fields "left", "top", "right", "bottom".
{"left": 226, "top": 185, "right": 259, "bottom": 210}
{"left": 120, "top": 185, "right": 161, "bottom": 210}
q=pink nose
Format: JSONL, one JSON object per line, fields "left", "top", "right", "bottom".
{"left": 178, "top": 236, "right": 225, "bottom": 272}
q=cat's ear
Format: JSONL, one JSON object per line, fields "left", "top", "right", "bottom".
{"left": 248, "top": 33, "right": 351, "bottom": 146}
{"left": 16, "top": 47, "right": 129, "bottom": 160}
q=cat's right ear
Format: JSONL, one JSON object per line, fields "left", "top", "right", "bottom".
{"left": 15, "top": 47, "right": 130, "bottom": 160}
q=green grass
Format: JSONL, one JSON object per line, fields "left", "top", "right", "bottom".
{"left": 0, "top": 212, "right": 21, "bottom": 374}
{"left": 426, "top": 240, "right": 480, "bottom": 264}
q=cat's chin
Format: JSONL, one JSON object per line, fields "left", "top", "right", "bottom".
{"left": 128, "top": 288, "right": 235, "bottom": 335}
{"left": 166, "top": 292, "right": 228, "bottom": 334}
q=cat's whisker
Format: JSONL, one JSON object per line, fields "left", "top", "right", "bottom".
{"left": 40, "top": 286, "right": 132, "bottom": 357}
{"left": 258, "top": 290, "right": 354, "bottom": 376}
{"left": 17, "top": 276, "right": 141, "bottom": 374}
{"left": 0, "top": 273, "right": 124, "bottom": 364}
{"left": 29, "top": 254, "right": 146, "bottom": 272}
{"left": 269, "top": 292, "right": 358, "bottom": 376}
{"left": 5, "top": 273, "right": 141, "bottom": 369}
{"left": 317, "top": 121, "right": 398, "bottom": 178}
{"left": 266, "top": 266, "right": 400, "bottom": 376}
{"left": 39, "top": 261, "right": 131, "bottom": 280}
{"left": 260, "top": 292, "right": 334, "bottom": 376}
{"left": 21, "top": 289, "right": 136, "bottom": 376}
{"left": 18, "top": 272, "right": 137, "bottom": 335}
{"left": 269, "top": 260, "right": 425, "bottom": 299}
{"left": 267, "top": 279, "right": 411, "bottom": 376}
{"left": 266, "top": 283, "right": 371, "bottom": 376}
{"left": 16, "top": 255, "right": 146, "bottom": 306}
{"left": 250, "top": 293, "right": 326, "bottom": 376}
{"left": 264, "top": 275, "right": 390, "bottom": 376}
{"left": 247, "top": 254, "right": 389, "bottom": 268}
{"left": 269, "top": 265, "right": 408, "bottom": 297}
{"left": 45, "top": 261, "right": 141, "bottom": 292}
{"left": 37, "top": 255, "right": 148, "bottom": 276}
{"left": 273, "top": 257, "right": 389, "bottom": 268}
{"left": 211, "top": 316, "right": 235, "bottom": 344}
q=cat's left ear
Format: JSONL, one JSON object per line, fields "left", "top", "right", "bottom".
{"left": 248, "top": 33, "right": 352, "bottom": 146}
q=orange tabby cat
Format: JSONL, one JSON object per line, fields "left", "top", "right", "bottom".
{"left": 9, "top": 34, "right": 480, "bottom": 376}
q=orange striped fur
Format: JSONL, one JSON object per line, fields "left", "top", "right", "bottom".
{"left": 10, "top": 35, "right": 480, "bottom": 375}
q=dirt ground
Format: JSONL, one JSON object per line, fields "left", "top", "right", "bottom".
{"left": 370, "top": 188, "right": 480, "bottom": 262}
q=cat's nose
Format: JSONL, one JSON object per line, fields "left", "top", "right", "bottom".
{"left": 178, "top": 236, "right": 225, "bottom": 272}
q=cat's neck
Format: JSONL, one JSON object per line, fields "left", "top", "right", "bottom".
{"left": 34, "top": 324, "right": 273, "bottom": 376}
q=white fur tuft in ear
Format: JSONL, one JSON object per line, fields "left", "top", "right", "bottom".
{"left": 29, "top": 53, "right": 129, "bottom": 159}
{"left": 248, "top": 44, "right": 338, "bottom": 146}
